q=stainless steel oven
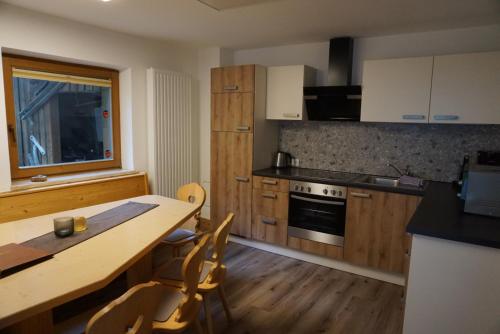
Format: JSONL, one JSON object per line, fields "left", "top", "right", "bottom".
{"left": 288, "top": 180, "right": 347, "bottom": 247}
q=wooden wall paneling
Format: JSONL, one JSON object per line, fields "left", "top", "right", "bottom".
{"left": 344, "top": 188, "right": 421, "bottom": 273}
{"left": 0, "top": 173, "right": 148, "bottom": 223}
{"left": 211, "top": 92, "right": 254, "bottom": 132}
{"left": 287, "top": 236, "right": 344, "bottom": 261}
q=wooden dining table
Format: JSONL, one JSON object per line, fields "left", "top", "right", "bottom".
{"left": 0, "top": 195, "right": 198, "bottom": 333}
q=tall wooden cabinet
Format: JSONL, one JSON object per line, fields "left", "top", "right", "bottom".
{"left": 211, "top": 65, "right": 278, "bottom": 238}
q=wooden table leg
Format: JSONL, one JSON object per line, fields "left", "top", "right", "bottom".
{"left": 1, "top": 310, "right": 53, "bottom": 334}
{"left": 126, "top": 252, "right": 153, "bottom": 288}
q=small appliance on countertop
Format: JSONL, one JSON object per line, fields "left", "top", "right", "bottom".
{"left": 464, "top": 164, "right": 500, "bottom": 218}
{"left": 273, "top": 151, "right": 292, "bottom": 168}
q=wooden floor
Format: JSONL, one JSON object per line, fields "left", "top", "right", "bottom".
{"left": 190, "top": 242, "right": 405, "bottom": 334}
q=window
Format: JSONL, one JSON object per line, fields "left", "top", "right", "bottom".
{"left": 2, "top": 55, "right": 121, "bottom": 179}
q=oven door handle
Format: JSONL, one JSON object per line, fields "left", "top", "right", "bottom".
{"left": 290, "top": 194, "right": 345, "bottom": 206}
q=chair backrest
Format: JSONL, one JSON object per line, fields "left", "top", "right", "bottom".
{"left": 176, "top": 233, "right": 211, "bottom": 322}
{"left": 207, "top": 212, "right": 234, "bottom": 283}
{"left": 176, "top": 183, "right": 206, "bottom": 210}
{"left": 86, "top": 281, "right": 164, "bottom": 334}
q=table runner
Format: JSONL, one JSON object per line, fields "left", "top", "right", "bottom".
{"left": 21, "top": 201, "right": 159, "bottom": 255}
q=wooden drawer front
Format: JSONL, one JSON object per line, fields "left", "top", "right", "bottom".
{"left": 252, "top": 176, "right": 289, "bottom": 192}
{"left": 212, "top": 92, "right": 254, "bottom": 132}
{"left": 252, "top": 188, "right": 288, "bottom": 220}
{"left": 287, "top": 236, "right": 343, "bottom": 261}
{"left": 252, "top": 215, "right": 287, "bottom": 246}
{"left": 211, "top": 65, "right": 255, "bottom": 93}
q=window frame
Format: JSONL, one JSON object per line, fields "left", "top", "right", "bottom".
{"left": 2, "top": 54, "right": 121, "bottom": 179}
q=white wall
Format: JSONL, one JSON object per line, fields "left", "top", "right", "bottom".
{"left": 404, "top": 235, "right": 500, "bottom": 334}
{"left": 233, "top": 25, "right": 500, "bottom": 85}
{"left": 0, "top": 3, "right": 198, "bottom": 191}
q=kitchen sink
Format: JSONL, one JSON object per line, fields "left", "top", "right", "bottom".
{"left": 359, "top": 176, "right": 400, "bottom": 187}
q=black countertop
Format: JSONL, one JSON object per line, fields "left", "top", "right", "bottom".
{"left": 406, "top": 182, "right": 500, "bottom": 249}
{"left": 253, "top": 167, "right": 500, "bottom": 249}
{"left": 253, "top": 167, "right": 426, "bottom": 196}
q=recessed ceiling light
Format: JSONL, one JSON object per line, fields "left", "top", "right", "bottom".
{"left": 101, "top": 0, "right": 112, "bottom": 2}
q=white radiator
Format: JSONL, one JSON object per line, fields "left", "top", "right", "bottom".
{"left": 147, "top": 68, "right": 195, "bottom": 197}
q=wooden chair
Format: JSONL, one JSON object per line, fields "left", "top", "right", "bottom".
{"left": 154, "top": 213, "right": 235, "bottom": 334}
{"left": 162, "top": 183, "right": 207, "bottom": 257}
{"left": 86, "top": 235, "right": 211, "bottom": 334}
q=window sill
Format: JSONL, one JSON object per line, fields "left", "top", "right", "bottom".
{"left": 9, "top": 169, "right": 139, "bottom": 193}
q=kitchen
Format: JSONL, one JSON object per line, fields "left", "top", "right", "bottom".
{"left": 0, "top": 1, "right": 499, "bottom": 334}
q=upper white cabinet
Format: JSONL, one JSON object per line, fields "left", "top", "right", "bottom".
{"left": 360, "top": 51, "right": 500, "bottom": 125}
{"left": 361, "top": 57, "right": 433, "bottom": 123}
{"left": 266, "top": 65, "right": 315, "bottom": 120}
{"left": 429, "top": 51, "right": 500, "bottom": 124}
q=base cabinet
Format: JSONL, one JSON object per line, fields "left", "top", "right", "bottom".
{"left": 344, "top": 187, "right": 421, "bottom": 273}
{"left": 251, "top": 177, "right": 289, "bottom": 246}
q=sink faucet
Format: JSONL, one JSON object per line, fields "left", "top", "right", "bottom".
{"left": 387, "top": 162, "right": 412, "bottom": 177}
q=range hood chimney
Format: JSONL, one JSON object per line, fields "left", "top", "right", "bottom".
{"left": 328, "top": 37, "right": 354, "bottom": 86}
{"left": 303, "top": 37, "right": 361, "bottom": 121}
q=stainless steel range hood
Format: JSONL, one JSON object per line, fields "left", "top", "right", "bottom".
{"left": 304, "top": 37, "right": 362, "bottom": 121}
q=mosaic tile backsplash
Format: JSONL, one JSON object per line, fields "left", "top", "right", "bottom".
{"left": 279, "top": 122, "right": 500, "bottom": 182}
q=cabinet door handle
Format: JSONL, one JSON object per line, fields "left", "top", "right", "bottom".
{"left": 262, "top": 192, "right": 277, "bottom": 199}
{"left": 402, "top": 114, "right": 426, "bottom": 120}
{"left": 235, "top": 126, "right": 250, "bottom": 131}
{"left": 223, "top": 85, "right": 239, "bottom": 91}
{"left": 282, "top": 113, "right": 299, "bottom": 118}
{"left": 262, "top": 179, "right": 278, "bottom": 185}
{"left": 350, "top": 192, "right": 371, "bottom": 199}
{"left": 433, "top": 115, "right": 459, "bottom": 121}
{"left": 235, "top": 176, "right": 249, "bottom": 182}
{"left": 261, "top": 217, "right": 277, "bottom": 225}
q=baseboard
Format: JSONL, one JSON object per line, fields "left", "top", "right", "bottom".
{"left": 229, "top": 235, "right": 405, "bottom": 286}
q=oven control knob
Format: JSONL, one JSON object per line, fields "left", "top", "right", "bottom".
{"left": 338, "top": 191, "right": 342, "bottom": 196}
{"left": 331, "top": 189, "right": 337, "bottom": 196}
{"left": 295, "top": 185, "right": 299, "bottom": 191}
{"left": 300, "top": 186, "right": 304, "bottom": 191}
{"left": 307, "top": 187, "right": 311, "bottom": 192}
{"left": 323, "top": 189, "right": 328, "bottom": 195}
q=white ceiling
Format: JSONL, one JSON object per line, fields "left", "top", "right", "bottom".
{"left": 1, "top": 0, "right": 499, "bottom": 49}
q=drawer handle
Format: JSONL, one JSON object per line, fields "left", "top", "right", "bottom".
{"left": 262, "top": 192, "right": 277, "bottom": 199}
{"left": 235, "top": 126, "right": 250, "bottom": 131}
{"left": 262, "top": 179, "right": 278, "bottom": 185}
{"left": 351, "top": 192, "right": 371, "bottom": 199}
{"left": 402, "top": 114, "right": 426, "bottom": 120}
{"left": 282, "top": 113, "right": 299, "bottom": 118}
{"left": 223, "top": 85, "right": 239, "bottom": 91}
{"left": 433, "top": 115, "right": 459, "bottom": 121}
{"left": 235, "top": 176, "right": 249, "bottom": 182}
{"left": 261, "top": 217, "right": 277, "bottom": 225}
